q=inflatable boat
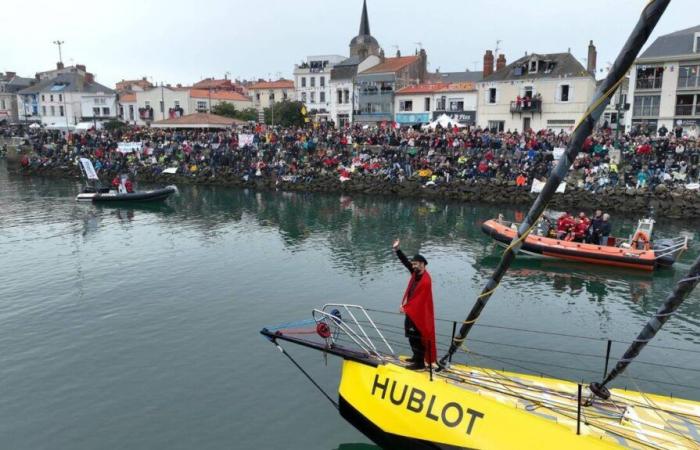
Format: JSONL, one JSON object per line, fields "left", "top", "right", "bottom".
{"left": 76, "top": 186, "right": 177, "bottom": 203}
{"left": 482, "top": 217, "right": 687, "bottom": 271}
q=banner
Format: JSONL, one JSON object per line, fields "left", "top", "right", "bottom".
{"left": 530, "top": 178, "right": 566, "bottom": 194}
{"left": 117, "top": 142, "right": 143, "bottom": 153}
{"left": 79, "top": 158, "right": 99, "bottom": 180}
{"left": 552, "top": 147, "right": 566, "bottom": 161}
{"left": 238, "top": 133, "right": 254, "bottom": 148}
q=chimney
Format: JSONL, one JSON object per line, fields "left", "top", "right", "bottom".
{"left": 176, "top": 83, "right": 182, "bottom": 88}
{"left": 76, "top": 64, "right": 86, "bottom": 72}
{"left": 6, "top": 71, "right": 16, "bottom": 79}
{"left": 396, "top": 49, "right": 401, "bottom": 57}
{"left": 419, "top": 48, "right": 427, "bottom": 82}
{"left": 57, "top": 62, "right": 64, "bottom": 70}
{"left": 587, "top": 40, "right": 597, "bottom": 75}
{"left": 85, "top": 73, "right": 94, "bottom": 84}
{"left": 142, "top": 76, "right": 147, "bottom": 81}
{"left": 379, "top": 48, "right": 385, "bottom": 62}
{"left": 483, "top": 50, "right": 494, "bottom": 78}
{"left": 496, "top": 54, "right": 507, "bottom": 72}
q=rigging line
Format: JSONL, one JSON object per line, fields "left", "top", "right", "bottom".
{"left": 271, "top": 341, "right": 339, "bottom": 410}
{"left": 364, "top": 308, "right": 700, "bottom": 354}
{"left": 625, "top": 375, "right": 700, "bottom": 450}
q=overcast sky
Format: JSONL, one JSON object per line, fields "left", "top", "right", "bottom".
{"left": 1, "top": 0, "right": 696, "bottom": 87}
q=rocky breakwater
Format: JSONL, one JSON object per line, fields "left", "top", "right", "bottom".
{"left": 11, "top": 163, "right": 700, "bottom": 219}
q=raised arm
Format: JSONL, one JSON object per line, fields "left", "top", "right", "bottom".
{"left": 393, "top": 239, "right": 413, "bottom": 273}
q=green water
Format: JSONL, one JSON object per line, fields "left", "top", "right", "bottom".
{"left": 2, "top": 162, "right": 700, "bottom": 449}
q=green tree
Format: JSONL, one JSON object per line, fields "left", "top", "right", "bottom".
{"left": 211, "top": 102, "right": 237, "bottom": 118}
{"left": 264, "top": 100, "right": 305, "bottom": 127}
{"left": 103, "top": 119, "right": 126, "bottom": 131}
{"left": 236, "top": 108, "right": 259, "bottom": 122}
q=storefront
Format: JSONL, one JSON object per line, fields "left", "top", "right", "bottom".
{"left": 431, "top": 110, "right": 476, "bottom": 125}
{"left": 395, "top": 112, "right": 430, "bottom": 125}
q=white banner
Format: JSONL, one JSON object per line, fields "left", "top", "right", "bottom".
{"left": 117, "top": 142, "right": 143, "bottom": 153}
{"left": 79, "top": 158, "right": 99, "bottom": 180}
{"left": 162, "top": 167, "right": 178, "bottom": 174}
{"left": 530, "top": 178, "right": 566, "bottom": 194}
{"left": 238, "top": 134, "right": 254, "bottom": 148}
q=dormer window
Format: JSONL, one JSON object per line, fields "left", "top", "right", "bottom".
{"left": 529, "top": 59, "right": 538, "bottom": 73}
{"left": 694, "top": 32, "right": 700, "bottom": 53}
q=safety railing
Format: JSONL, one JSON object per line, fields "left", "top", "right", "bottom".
{"left": 312, "top": 304, "right": 396, "bottom": 361}
{"left": 653, "top": 236, "right": 689, "bottom": 260}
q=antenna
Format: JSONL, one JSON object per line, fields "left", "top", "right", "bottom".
{"left": 471, "top": 61, "right": 479, "bottom": 71}
{"left": 495, "top": 39, "right": 502, "bottom": 56}
{"left": 52, "top": 40, "right": 65, "bottom": 64}
{"left": 414, "top": 42, "right": 423, "bottom": 50}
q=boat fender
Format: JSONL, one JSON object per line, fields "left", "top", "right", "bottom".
{"left": 631, "top": 231, "right": 650, "bottom": 250}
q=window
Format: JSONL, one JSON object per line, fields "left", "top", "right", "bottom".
{"left": 424, "top": 97, "right": 430, "bottom": 111}
{"left": 399, "top": 100, "right": 413, "bottom": 112}
{"left": 488, "top": 88, "right": 497, "bottom": 104}
{"left": 437, "top": 96, "right": 446, "bottom": 110}
{"left": 635, "top": 66, "right": 664, "bottom": 89}
{"left": 59, "top": 106, "right": 64, "bottom": 116}
{"left": 529, "top": 60, "right": 538, "bottom": 73}
{"left": 93, "top": 107, "right": 100, "bottom": 116}
{"left": 255, "top": 93, "right": 260, "bottom": 101}
{"left": 301, "top": 77, "right": 306, "bottom": 88}
{"left": 633, "top": 95, "right": 660, "bottom": 116}
{"left": 128, "top": 105, "right": 134, "bottom": 120}
{"left": 50, "top": 94, "right": 54, "bottom": 102}
{"left": 320, "top": 76, "right": 325, "bottom": 87}
{"left": 559, "top": 84, "right": 570, "bottom": 102}
{"left": 50, "top": 106, "right": 55, "bottom": 116}
{"left": 102, "top": 107, "right": 110, "bottom": 116}
{"left": 301, "top": 92, "right": 307, "bottom": 102}
{"left": 695, "top": 34, "right": 700, "bottom": 53}
{"left": 42, "top": 106, "right": 46, "bottom": 115}
{"left": 310, "top": 92, "right": 315, "bottom": 103}
{"left": 0, "top": 100, "right": 5, "bottom": 110}
{"left": 41, "top": 95, "right": 45, "bottom": 101}
{"left": 523, "top": 86, "right": 534, "bottom": 98}
{"left": 449, "top": 99, "right": 464, "bottom": 111}
{"left": 159, "top": 101, "right": 164, "bottom": 113}
{"left": 337, "top": 90, "right": 343, "bottom": 103}
{"left": 344, "top": 90, "right": 349, "bottom": 104}
{"left": 310, "top": 77, "right": 315, "bottom": 88}
{"left": 269, "top": 92, "right": 275, "bottom": 101}
{"left": 283, "top": 90, "right": 288, "bottom": 100}
{"left": 174, "top": 100, "right": 180, "bottom": 107}
{"left": 679, "top": 65, "right": 699, "bottom": 89}
{"left": 196, "top": 101, "right": 207, "bottom": 111}
{"left": 320, "top": 92, "right": 325, "bottom": 103}
{"left": 488, "top": 120, "right": 505, "bottom": 132}
{"left": 145, "top": 101, "right": 151, "bottom": 108}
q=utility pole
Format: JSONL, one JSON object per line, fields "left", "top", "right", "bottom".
{"left": 160, "top": 82, "right": 165, "bottom": 120}
{"left": 53, "top": 40, "right": 65, "bottom": 63}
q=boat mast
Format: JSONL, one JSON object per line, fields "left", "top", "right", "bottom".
{"left": 590, "top": 254, "right": 700, "bottom": 399}
{"left": 440, "top": 0, "right": 671, "bottom": 367}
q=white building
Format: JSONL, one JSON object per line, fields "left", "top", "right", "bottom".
{"left": 477, "top": 47, "right": 598, "bottom": 133}
{"left": 394, "top": 82, "right": 478, "bottom": 126}
{"left": 17, "top": 68, "right": 116, "bottom": 130}
{"left": 247, "top": 79, "right": 295, "bottom": 111}
{"left": 625, "top": 25, "right": 700, "bottom": 135}
{"left": 0, "top": 72, "right": 34, "bottom": 123}
{"left": 293, "top": 55, "right": 346, "bottom": 121}
{"left": 131, "top": 85, "right": 191, "bottom": 125}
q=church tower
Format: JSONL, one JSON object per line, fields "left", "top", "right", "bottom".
{"left": 349, "top": 0, "right": 380, "bottom": 60}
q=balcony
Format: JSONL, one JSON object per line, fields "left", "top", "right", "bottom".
{"left": 676, "top": 104, "right": 695, "bottom": 116}
{"left": 635, "top": 77, "right": 662, "bottom": 90}
{"left": 510, "top": 99, "right": 542, "bottom": 114}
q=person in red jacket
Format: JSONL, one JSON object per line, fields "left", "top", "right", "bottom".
{"left": 574, "top": 212, "right": 591, "bottom": 242}
{"left": 392, "top": 238, "right": 436, "bottom": 370}
{"left": 556, "top": 212, "right": 575, "bottom": 239}
{"left": 124, "top": 178, "right": 134, "bottom": 193}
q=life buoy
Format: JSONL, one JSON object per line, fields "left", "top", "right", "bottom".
{"left": 631, "top": 231, "right": 650, "bottom": 250}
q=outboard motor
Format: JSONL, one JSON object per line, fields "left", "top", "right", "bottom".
{"left": 654, "top": 239, "right": 682, "bottom": 267}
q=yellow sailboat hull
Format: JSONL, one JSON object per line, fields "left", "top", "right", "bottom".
{"left": 338, "top": 359, "right": 700, "bottom": 449}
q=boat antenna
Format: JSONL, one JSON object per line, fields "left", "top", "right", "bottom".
{"left": 439, "top": 0, "right": 671, "bottom": 368}
{"left": 590, "top": 253, "right": 700, "bottom": 399}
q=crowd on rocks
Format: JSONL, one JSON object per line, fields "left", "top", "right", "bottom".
{"left": 3, "top": 122, "right": 700, "bottom": 194}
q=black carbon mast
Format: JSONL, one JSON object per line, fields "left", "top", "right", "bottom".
{"left": 590, "top": 254, "right": 700, "bottom": 399}
{"left": 440, "top": 0, "right": 671, "bottom": 367}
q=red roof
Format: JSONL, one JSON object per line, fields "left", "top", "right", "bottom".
{"left": 119, "top": 93, "right": 136, "bottom": 103}
{"left": 192, "top": 78, "right": 235, "bottom": 90}
{"left": 395, "top": 81, "right": 476, "bottom": 95}
{"left": 361, "top": 56, "right": 420, "bottom": 74}
{"left": 189, "top": 89, "right": 251, "bottom": 102}
{"left": 248, "top": 79, "right": 294, "bottom": 90}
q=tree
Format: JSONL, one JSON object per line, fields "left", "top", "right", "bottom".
{"left": 211, "top": 102, "right": 237, "bottom": 118}
{"left": 264, "top": 100, "right": 305, "bottom": 127}
{"left": 103, "top": 119, "right": 126, "bottom": 131}
{"left": 236, "top": 108, "right": 259, "bottom": 122}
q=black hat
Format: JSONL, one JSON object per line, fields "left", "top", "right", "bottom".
{"left": 411, "top": 254, "right": 428, "bottom": 265}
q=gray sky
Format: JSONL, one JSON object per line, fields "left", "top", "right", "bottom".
{"left": 2, "top": 0, "right": 696, "bottom": 87}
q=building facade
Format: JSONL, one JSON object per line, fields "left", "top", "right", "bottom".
{"left": 130, "top": 86, "right": 191, "bottom": 125}
{"left": 294, "top": 55, "right": 345, "bottom": 121}
{"left": 0, "top": 72, "right": 34, "bottom": 123}
{"left": 394, "top": 82, "right": 478, "bottom": 126}
{"left": 625, "top": 25, "right": 700, "bottom": 135}
{"left": 355, "top": 51, "right": 428, "bottom": 124}
{"left": 247, "top": 79, "right": 295, "bottom": 111}
{"left": 329, "top": 55, "right": 381, "bottom": 127}
{"left": 476, "top": 47, "right": 597, "bottom": 133}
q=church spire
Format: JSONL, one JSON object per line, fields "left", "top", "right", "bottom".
{"left": 359, "top": 0, "right": 370, "bottom": 36}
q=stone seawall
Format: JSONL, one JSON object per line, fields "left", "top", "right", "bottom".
{"left": 11, "top": 164, "right": 700, "bottom": 219}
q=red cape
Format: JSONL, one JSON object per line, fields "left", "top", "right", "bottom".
{"left": 402, "top": 271, "right": 437, "bottom": 364}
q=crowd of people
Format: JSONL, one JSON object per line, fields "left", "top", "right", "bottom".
{"left": 3, "top": 121, "right": 700, "bottom": 194}
{"left": 552, "top": 210, "right": 612, "bottom": 245}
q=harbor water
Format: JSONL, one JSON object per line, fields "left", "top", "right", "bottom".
{"left": 2, "top": 162, "right": 700, "bottom": 450}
